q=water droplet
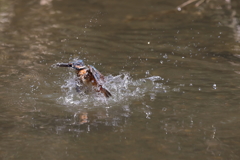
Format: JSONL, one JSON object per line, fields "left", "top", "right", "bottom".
{"left": 150, "top": 93, "right": 156, "bottom": 101}
{"left": 213, "top": 84, "right": 217, "bottom": 89}
{"left": 163, "top": 54, "right": 168, "bottom": 59}
{"left": 173, "top": 88, "right": 180, "bottom": 92}
{"left": 146, "top": 70, "right": 150, "bottom": 75}
{"left": 162, "top": 107, "right": 167, "bottom": 111}
{"left": 145, "top": 111, "right": 151, "bottom": 119}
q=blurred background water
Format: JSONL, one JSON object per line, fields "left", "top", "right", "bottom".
{"left": 1, "top": 0, "right": 240, "bottom": 159}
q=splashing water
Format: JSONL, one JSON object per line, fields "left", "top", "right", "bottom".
{"left": 57, "top": 72, "right": 166, "bottom": 108}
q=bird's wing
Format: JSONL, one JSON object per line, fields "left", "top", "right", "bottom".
{"left": 88, "top": 65, "right": 105, "bottom": 85}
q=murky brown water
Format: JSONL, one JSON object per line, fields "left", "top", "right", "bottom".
{"left": 1, "top": 0, "right": 240, "bottom": 159}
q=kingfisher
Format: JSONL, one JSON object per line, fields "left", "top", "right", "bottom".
{"left": 57, "top": 60, "right": 112, "bottom": 98}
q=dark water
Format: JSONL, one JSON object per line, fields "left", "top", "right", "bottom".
{"left": 1, "top": 0, "right": 240, "bottom": 159}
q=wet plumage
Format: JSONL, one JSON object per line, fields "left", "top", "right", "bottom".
{"left": 57, "top": 60, "right": 111, "bottom": 98}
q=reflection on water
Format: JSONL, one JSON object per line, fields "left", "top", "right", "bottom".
{"left": 40, "top": 0, "right": 52, "bottom": 6}
{"left": 1, "top": 0, "right": 240, "bottom": 159}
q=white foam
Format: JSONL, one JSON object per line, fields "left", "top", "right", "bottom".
{"left": 57, "top": 72, "right": 166, "bottom": 108}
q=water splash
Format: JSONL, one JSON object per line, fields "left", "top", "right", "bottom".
{"left": 57, "top": 72, "right": 166, "bottom": 108}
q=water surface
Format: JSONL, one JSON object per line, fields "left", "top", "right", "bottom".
{"left": 1, "top": 0, "right": 240, "bottom": 159}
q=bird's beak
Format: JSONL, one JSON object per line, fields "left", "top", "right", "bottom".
{"left": 56, "top": 63, "right": 72, "bottom": 67}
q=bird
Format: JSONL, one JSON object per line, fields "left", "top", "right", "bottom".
{"left": 57, "top": 60, "right": 112, "bottom": 98}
